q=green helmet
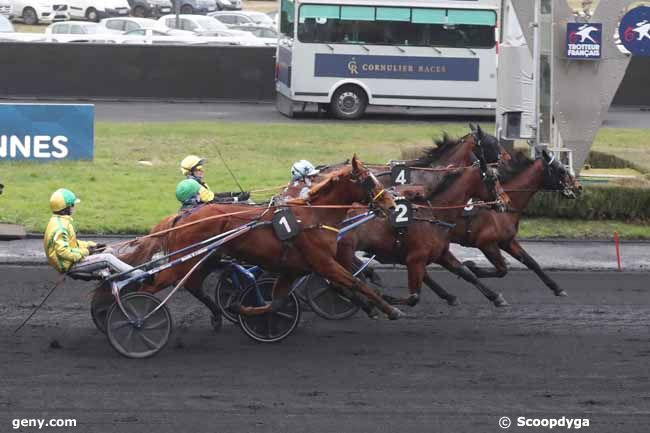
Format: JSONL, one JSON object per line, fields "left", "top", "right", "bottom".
{"left": 175, "top": 179, "right": 201, "bottom": 203}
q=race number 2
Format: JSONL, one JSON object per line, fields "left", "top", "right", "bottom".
{"left": 391, "top": 165, "right": 411, "bottom": 186}
{"left": 389, "top": 199, "right": 412, "bottom": 228}
{"left": 272, "top": 208, "right": 301, "bottom": 240}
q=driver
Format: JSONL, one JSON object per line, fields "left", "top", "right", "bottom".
{"left": 179, "top": 155, "right": 250, "bottom": 206}
{"left": 44, "top": 188, "right": 144, "bottom": 278}
{"left": 288, "top": 160, "right": 320, "bottom": 200}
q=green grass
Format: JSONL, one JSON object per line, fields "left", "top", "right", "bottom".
{"left": 592, "top": 128, "right": 650, "bottom": 174}
{"left": 0, "top": 121, "right": 469, "bottom": 233}
{"left": 2, "top": 122, "right": 649, "bottom": 238}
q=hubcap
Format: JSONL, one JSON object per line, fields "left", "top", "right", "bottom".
{"left": 337, "top": 92, "right": 361, "bottom": 115}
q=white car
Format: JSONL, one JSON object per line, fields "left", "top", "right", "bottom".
{"left": 11, "top": 0, "right": 69, "bottom": 25}
{"left": 0, "top": 13, "right": 13, "bottom": 30}
{"left": 209, "top": 11, "right": 274, "bottom": 28}
{"left": 44, "top": 20, "right": 114, "bottom": 42}
{"left": 66, "top": 0, "right": 130, "bottom": 22}
{"left": 0, "top": 1, "right": 13, "bottom": 19}
{"left": 156, "top": 14, "right": 254, "bottom": 41}
{"left": 230, "top": 24, "right": 277, "bottom": 46}
{"left": 98, "top": 16, "right": 155, "bottom": 33}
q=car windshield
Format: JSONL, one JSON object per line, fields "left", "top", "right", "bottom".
{"left": 195, "top": 16, "right": 227, "bottom": 31}
{"left": 248, "top": 12, "right": 273, "bottom": 25}
{"left": 0, "top": 17, "right": 14, "bottom": 32}
{"left": 78, "top": 24, "right": 99, "bottom": 34}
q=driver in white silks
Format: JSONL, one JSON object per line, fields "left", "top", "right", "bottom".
{"left": 43, "top": 188, "right": 145, "bottom": 279}
{"left": 288, "top": 160, "right": 320, "bottom": 199}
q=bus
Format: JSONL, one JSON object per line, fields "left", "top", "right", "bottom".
{"left": 276, "top": 0, "right": 499, "bottom": 119}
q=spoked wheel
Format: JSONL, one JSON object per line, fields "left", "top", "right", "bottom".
{"left": 90, "top": 283, "right": 136, "bottom": 333}
{"left": 215, "top": 269, "right": 278, "bottom": 323}
{"left": 237, "top": 279, "right": 300, "bottom": 343}
{"left": 106, "top": 293, "right": 172, "bottom": 359}
{"left": 304, "top": 274, "right": 360, "bottom": 320}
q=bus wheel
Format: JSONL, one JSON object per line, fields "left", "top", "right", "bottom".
{"left": 330, "top": 85, "right": 367, "bottom": 120}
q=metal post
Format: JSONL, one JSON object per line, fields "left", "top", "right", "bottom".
{"left": 175, "top": 0, "right": 180, "bottom": 29}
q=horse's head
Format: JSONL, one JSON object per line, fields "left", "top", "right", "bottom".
{"left": 469, "top": 123, "right": 512, "bottom": 163}
{"left": 469, "top": 136, "right": 512, "bottom": 209}
{"left": 538, "top": 148, "right": 582, "bottom": 199}
{"left": 350, "top": 155, "right": 397, "bottom": 213}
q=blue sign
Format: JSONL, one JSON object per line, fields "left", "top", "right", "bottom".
{"left": 619, "top": 6, "right": 650, "bottom": 56}
{"left": 566, "top": 23, "right": 602, "bottom": 59}
{"left": 314, "top": 54, "right": 479, "bottom": 81}
{"left": 0, "top": 104, "right": 94, "bottom": 161}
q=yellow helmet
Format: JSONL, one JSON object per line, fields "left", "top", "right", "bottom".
{"left": 50, "top": 188, "right": 80, "bottom": 212}
{"left": 180, "top": 155, "right": 205, "bottom": 176}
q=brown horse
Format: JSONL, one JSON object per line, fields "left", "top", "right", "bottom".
{"left": 134, "top": 156, "right": 407, "bottom": 320}
{"left": 456, "top": 148, "right": 582, "bottom": 296}
{"left": 337, "top": 157, "right": 510, "bottom": 308}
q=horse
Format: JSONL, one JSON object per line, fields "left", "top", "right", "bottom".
{"left": 135, "top": 156, "right": 408, "bottom": 320}
{"left": 455, "top": 148, "right": 582, "bottom": 296}
{"left": 336, "top": 154, "right": 510, "bottom": 308}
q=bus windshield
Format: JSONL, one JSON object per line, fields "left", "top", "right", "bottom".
{"left": 295, "top": 4, "right": 496, "bottom": 48}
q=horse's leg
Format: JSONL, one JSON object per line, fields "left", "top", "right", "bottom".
{"left": 238, "top": 273, "right": 294, "bottom": 316}
{"left": 354, "top": 256, "right": 384, "bottom": 287}
{"left": 463, "top": 243, "right": 509, "bottom": 278}
{"left": 184, "top": 271, "right": 223, "bottom": 331}
{"left": 502, "top": 239, "right": 567, "bottom": 297}
{"left": 317, "top": 258, "right": 404, "bottom": 320}
{"left": 382, "top": 255, "right": 426, "bottom": 307}
{"left": 422, "top": 270, "right": 460, "bottom": 306}
{"left": 439, "top": 250, "right": 508, "bottom": 307}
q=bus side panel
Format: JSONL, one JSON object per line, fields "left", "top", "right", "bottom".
{"left": 276, "top": 44, "right": 293, "bottom": 96}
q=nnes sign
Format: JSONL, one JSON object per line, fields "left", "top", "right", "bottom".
{"left": 0, "top": 104, "right": 94, "bottom": 161}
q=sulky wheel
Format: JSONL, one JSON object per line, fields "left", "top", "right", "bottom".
{"left": 106, "top": 293, "right": 172, "bottom": 359}
{"left": 90, "top": 283, "right": 136, "bottom": 333}
{"left": 304, "top": 274, "right": 360, "bottom": 320}
{"left": 215, "top": 269, "right": 278, "bottom": 323}
{"left": 237, "top": 279, "right": 300, "bottom": 343}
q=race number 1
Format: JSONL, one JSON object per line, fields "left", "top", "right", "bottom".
{"left": 389, "top": 199, "right": 412, "bottom": 228}
{"left": 272, "top": 208, "right": 301, "bottom": 241}
{"left": 391, "top": 165, "right": 411, "bottom": 186}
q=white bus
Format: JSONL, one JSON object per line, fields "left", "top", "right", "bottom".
{"left": 276, "top": 0, "right": 499, "bottom": 119}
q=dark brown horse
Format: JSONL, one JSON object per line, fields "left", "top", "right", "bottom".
{"left": 135, "top": 156, "right": 408, "bottom": 320}
{"left": 455, "top": 148, "right": 582, "bottom": 296}
{"left": 336, "top": 158, "right": 510, "bottom": 308}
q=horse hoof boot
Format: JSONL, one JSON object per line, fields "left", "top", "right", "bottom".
{"left": 555, "top": 290, "right": 568, "bottom": 297}
{"left": 493, "top": 294, "right": 509, "bottom": 307}
{"left": 406, "top": 294, "right": 420, "bottom": 307}
{"left": 446, "top": 296, "right": 461, "bottom": 306}
{"left": 388, "top": 307, "right": 405, "bottom": 320}
{"left": 211, "top": 314, "right": 223, "bottom": 333}
{"left": 364, "top": 306, "right": 380, "bottom": 320}
{"left": 463, "top": 260, "right": 476, "bottom": 269}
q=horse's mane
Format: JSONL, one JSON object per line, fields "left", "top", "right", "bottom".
{"left": 412, "top": 133, "right": 461, "bottom": 167}
{"left": 498, "top": 150, "right": 535, "bottom": 183}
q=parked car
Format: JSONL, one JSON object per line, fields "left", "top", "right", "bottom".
{"left": 175, "top": 0, "right": 216, "bottom": 15}
{"left": 0, "top": 13, "right": 14, "bottom": 30}
{"left": 215, "top": 0, "right": 239, "bottom": 11}
{"left": 98, "top": 16, "right": 155, "bottom": 33}
{"left": 230, "top": 24, "right": 277, "bottom": 45}
{"left": 267, "top": 10, "right": 278, "bottom": 27}
{"left": 127, "top": 0, "right": 170, "bottom": 18}
{"left": 11, "top": 0, "right": 69, "bottom": 25}
{"left": 209, "top": 10, "right": 273, "bottom": 28}
{"left": 44, "top": 20, "right": 115, "bottom": 42}
{"left": 0, "top": 1, "right": 13, "bottom": 19}
{"left": 66, "top": 0, "right": 131, "bottom": 22}
{"left": 156, "top": 14, "right": 254, "bottom": 43}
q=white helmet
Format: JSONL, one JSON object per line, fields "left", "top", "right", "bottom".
{"left": 291, "top": 160, "right": 320, "bottom": 181}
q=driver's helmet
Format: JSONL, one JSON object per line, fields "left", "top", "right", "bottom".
{"left": 175, "top": 179, "right": 201, "bottom": 203}
{"left": 180, "top": 155, "right": 205, "bottom": 176}
{"left": 291, "top": 160, "right": 320, "bottom": 182}
{"left": 50, "top": 188, "right": 80, "bottom": 212}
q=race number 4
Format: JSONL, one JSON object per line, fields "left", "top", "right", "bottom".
{"left": 389, "top": 199, "right": 412, "bottom": 228}
{"left": 391, "top": 165, "right": 411, "bottom": 186}
{"left": 272, "top": 208, "right": 301, "bottom": 241}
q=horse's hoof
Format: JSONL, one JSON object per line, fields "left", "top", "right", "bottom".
{"left": 446, "top": 296, "right": 461, "bottom": 306}
{"left": 463, "top": 260, "right": 476, "bottom": 268}
{"left": 406, "top": 294, "right": 420, "bottom": 307}
{"left": 364, "top": 306, "right": 380, "bottom": 320}
{"left": 555, "top": 290, "right": 568, "bottom": 297}
{"left": 211, "top": 315, "right": 223, "bottom": 333}
{"left": 493, "top": 294, "right": 509, "bottom": 307}
{"left": 388, "top": 307, "right": 405, "bottom": 320}
{"left": 227, "top": 302, "right": 242, "bottom": 315}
